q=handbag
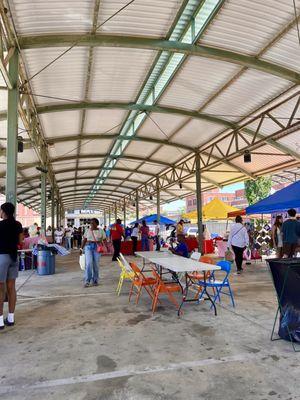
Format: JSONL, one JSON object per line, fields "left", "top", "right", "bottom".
{"left": 79, "top": 254, "right": 86, "bottom": 271}
{"left": 225, "top": 248, "right": 235, "bottom": 262}
{"left": 92, "top": 230, "right": 105, "bottom": 253}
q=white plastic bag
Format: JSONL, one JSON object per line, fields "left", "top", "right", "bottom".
{"left": 79, "top": 254, "right": 86, "bottom": 271}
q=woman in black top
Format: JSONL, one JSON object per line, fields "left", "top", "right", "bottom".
{"left": 0, "top": 202, "right": 23, "bottom": 330}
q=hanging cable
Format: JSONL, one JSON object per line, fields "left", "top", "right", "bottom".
{"left": 20, "top": 0, "right": 136, "bottom": 86}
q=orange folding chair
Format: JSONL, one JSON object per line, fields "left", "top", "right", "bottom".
{"left": 151, "top": 267, "right": 182, "bottom": 314}
{"left": 129, "top": 262, "right": 157, "bottom": 305}
{"left": 187, "top": 255, "right": 214, "bottom": 298}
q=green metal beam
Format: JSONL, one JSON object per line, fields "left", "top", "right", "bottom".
{"left": 18, "top": 34, "right": 300, "bottom": 83}
{"left": 5, "top": 49, "right": 19, "bottom": 207}
{"left": 34, "top": 102, "right": 237, "bottom": 127}
{"left": 45, "top": 133, "right": 195, "bottom": 152}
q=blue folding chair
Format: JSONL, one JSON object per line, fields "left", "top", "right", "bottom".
{"left": 198, "top": 260, "right": 235, "bottom": 308}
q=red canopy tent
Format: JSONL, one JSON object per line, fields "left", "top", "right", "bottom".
{"left": 227, "top": 209, "right": 246, "bottom": 218}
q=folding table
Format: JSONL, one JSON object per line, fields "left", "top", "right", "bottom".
{"left": 146, "top": 255, "right": 221, "bottom": 315}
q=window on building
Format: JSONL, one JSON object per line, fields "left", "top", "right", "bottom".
{"left": 188, "top": 200, "right": 192, "bottom": 206}
{"left": 193, "top": 199, "right": 196, "bottom": 205}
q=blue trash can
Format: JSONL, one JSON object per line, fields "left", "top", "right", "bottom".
{"left": 37, "top": 249, "right": 56, "bottom": 275}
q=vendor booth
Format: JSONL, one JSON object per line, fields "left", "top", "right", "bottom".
{"left": 245, "top": 180, "right": 300, "bottom": 215}
{"left": 183, "top": 198, "right": 240, "bottom": 255}
{"left": 129, "top": 214, "right": 176, "bottom": 226}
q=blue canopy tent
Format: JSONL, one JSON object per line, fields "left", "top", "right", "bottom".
{"left": 246, "top": 181, "right": 300, "bottom": 214}
{"left": 129, "top": 214, "right": 176, "bottom": 225}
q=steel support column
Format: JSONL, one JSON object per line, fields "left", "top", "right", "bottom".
{"left": 103, "top": 210, "right": 107, "bottom": 227}
{"left": 108, "top": 208, "right": 111, "bottom": 226}
{"left": 135, "top": 191, "right": 139, "bottom": 221}
{"left": 5, "top": 49, "right": 19, "bottom": 207}
{"left": 195, "top": 153, "right": 203, "bottom": 253}
{"left": 156, "top": 178, "right": 160, "bottom": 224}
{"left": 56, "top": 201, "right": 60, "bottom": 228}
{"left": 114, "top": 204, "right": 117, "bottom": 221}
{"left": 123, "top": 199, "right": 126, "bottom": 227}
{"left": 40, "top": 171, "right": 47, "bottom": 233}
{"left": 51, "top": 189, "right": 55, "bottom": 241}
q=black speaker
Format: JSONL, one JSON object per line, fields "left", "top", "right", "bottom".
{"left": 244, "top": 150, "right": 251, "bottom": 163}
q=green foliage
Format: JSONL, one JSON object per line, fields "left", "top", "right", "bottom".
{"left": 244, "top": 176, "right": 272, "bottom": 205}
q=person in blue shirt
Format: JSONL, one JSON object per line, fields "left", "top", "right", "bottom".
{"left": 282, "top": 209, "right": 300, "bottom": 258}
{"left": 170, "top": 236, "right": 189, "bottom": 258}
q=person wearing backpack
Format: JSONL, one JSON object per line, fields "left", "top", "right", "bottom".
{"left": 228, "top": 216, "right": 249, "bottom": 274}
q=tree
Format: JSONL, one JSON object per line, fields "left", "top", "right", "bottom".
{"left": 244, "top": 176, "right": 272, "bottom": 205}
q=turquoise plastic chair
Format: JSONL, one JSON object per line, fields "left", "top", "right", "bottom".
{"left": 198, "top": 260, "right": 235, "bottom": 307}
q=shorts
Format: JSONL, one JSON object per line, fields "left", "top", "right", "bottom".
{"left": 0, "top": 254, "right": 18, "bottom": 282}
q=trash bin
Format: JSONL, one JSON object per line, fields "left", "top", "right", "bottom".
{"left": 267, "top": 258, "right": 300, "bottom": 343}
{"left": 37, "top": 248, "right": 56, "bottom": 275}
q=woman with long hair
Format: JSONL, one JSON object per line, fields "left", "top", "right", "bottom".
{"left": 80, "top": 218, "right": 106, "bottom": 287}
{"left": 272, "top": 215, "right": 283, "bottom": 258}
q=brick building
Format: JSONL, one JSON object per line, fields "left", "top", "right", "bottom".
{"left": 0, "top": 194, "right": 40, "bottom": 226}
{"left": 185, "top": 189, "right": 247, "bottom": 213}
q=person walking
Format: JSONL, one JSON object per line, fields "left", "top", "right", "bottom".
{"left": 228, "top": 215, "right": 249, "bottom": 274}
{"left": 80, "top": 218, "right": 106, "bottom": 287}
{"left": 153, "top": 220, "right": 161, "bottom": 251}
{"left": 140, "top": 220, "right": 150, "bottom": 251}
{"left": 77, "top": 227, "right": 83, "bottom": 249}
{"left": 282, "top": 209, "right": 300, "bottom": 258}
{"left": 131, "top": 223, "right": 139, "bottom": 255}
{"left": 110, "top": 219, "right": 124, "bottom": 261}
{"left": 0, "top": 202, "right": 23, "bottom": 330}
{"left": 64, "top": 224, "right": 72, "bottom": 250}
{"left": 271, "top": 215, "right": 283, "bottom": 258}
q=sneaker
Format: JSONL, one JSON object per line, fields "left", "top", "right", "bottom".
{"left": 4, "top": 318, "right": 14, "bottom": 327}
{"left": 93, "top": 281, "right": 99, "bottom": 286}
{"left": 0, "top": 325, "right": 4, "bottom": 330}
{"left": 84, "top": 282, "right": 91, "bottom": 288}
{"left": 234, "top": 271, "right": 242, "bottom": 275}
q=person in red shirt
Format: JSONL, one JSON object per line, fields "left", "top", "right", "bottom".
{"left": 140, "top": 220, "right": 150, "bottom": 251}
{"left": 110, "top": 219, "right": 124, "bottom": 261}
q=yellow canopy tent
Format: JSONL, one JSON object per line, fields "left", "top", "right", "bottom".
{"left": 182, "top": 198, "right": 239, "bottom": 223}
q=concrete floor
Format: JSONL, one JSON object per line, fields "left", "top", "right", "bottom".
{"left": 1, "top": 251, "right": 299, "bottom": 400}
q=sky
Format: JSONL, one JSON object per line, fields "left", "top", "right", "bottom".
{"left": 162, "top": 182, "right": 245, "bottom": 212}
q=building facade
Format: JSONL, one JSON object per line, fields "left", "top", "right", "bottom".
{"left": 185, "top": 189, "right": 248, "bottom": 213}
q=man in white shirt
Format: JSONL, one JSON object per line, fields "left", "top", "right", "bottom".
{"left": 54, "top": 227, "right": 64, "bottom": 245}
{"left": 153, "top": 220, "right": 161, "bottom": 251}
{"left": 228, "top": 216, "right": 249, "bottom": 274}
{"left": 64, "top": 225, "right": 73, "bottom": 250}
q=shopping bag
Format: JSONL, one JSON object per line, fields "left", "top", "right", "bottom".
{"left": 243, "top": 247, "right": 251, "bottom": 260}
{"left": 225, "top": 248, "right": 235, "bottom": 262}
{"left": 79, "top": 254, "right": 86, "bottom": 271}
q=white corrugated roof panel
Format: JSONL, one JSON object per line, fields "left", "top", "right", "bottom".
{"left": 98, "top": 0, "right": 182, "bottom": 38}
{"left": 23, "top": 48, "right": 88, "bottom": 105}
{"left": 123, "top": 141, "right": 159, "bottom": 159}
{"left": 203, "top": 70, "right": 292, "bottom": 121}
{"left": 159, "top": 57, "right": 241, "bottom": 110}
{"left": 138, "top": 113, "right": 189, "bottom": 138}
{"left": 89, "top": 48, "right": 156, "bottom": 103}
{"left": 262, "top": 26, "right": 300, "bottom": 73}
{"left": 200, "top": 0, "right": 295, "bottom": 55}
{"left": 151, "top": 145, "right": 190, "bottom": 165}
{"left": 9, "top": 0, "right": 94, "bottom": 35}
{"left": 79, "top": 139, "right": 112, "bottom": 155}
{"left": 39, "top": 111, "right": 81, "bottom": 138}
{"left": 171, "top": 119, "right": 224, "bottom": 148}
{"left": 84, "top": 110, "right": 127, "bottom": 134}
{"left": 137, "top": 163, "right": 166, "bottom": 175}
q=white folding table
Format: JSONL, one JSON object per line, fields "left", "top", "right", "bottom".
{"left": 147, "top": 255, "right": 221, "bottom": 315}
{"left": 135, "top": 251, "right": 175, "bottom": 270}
